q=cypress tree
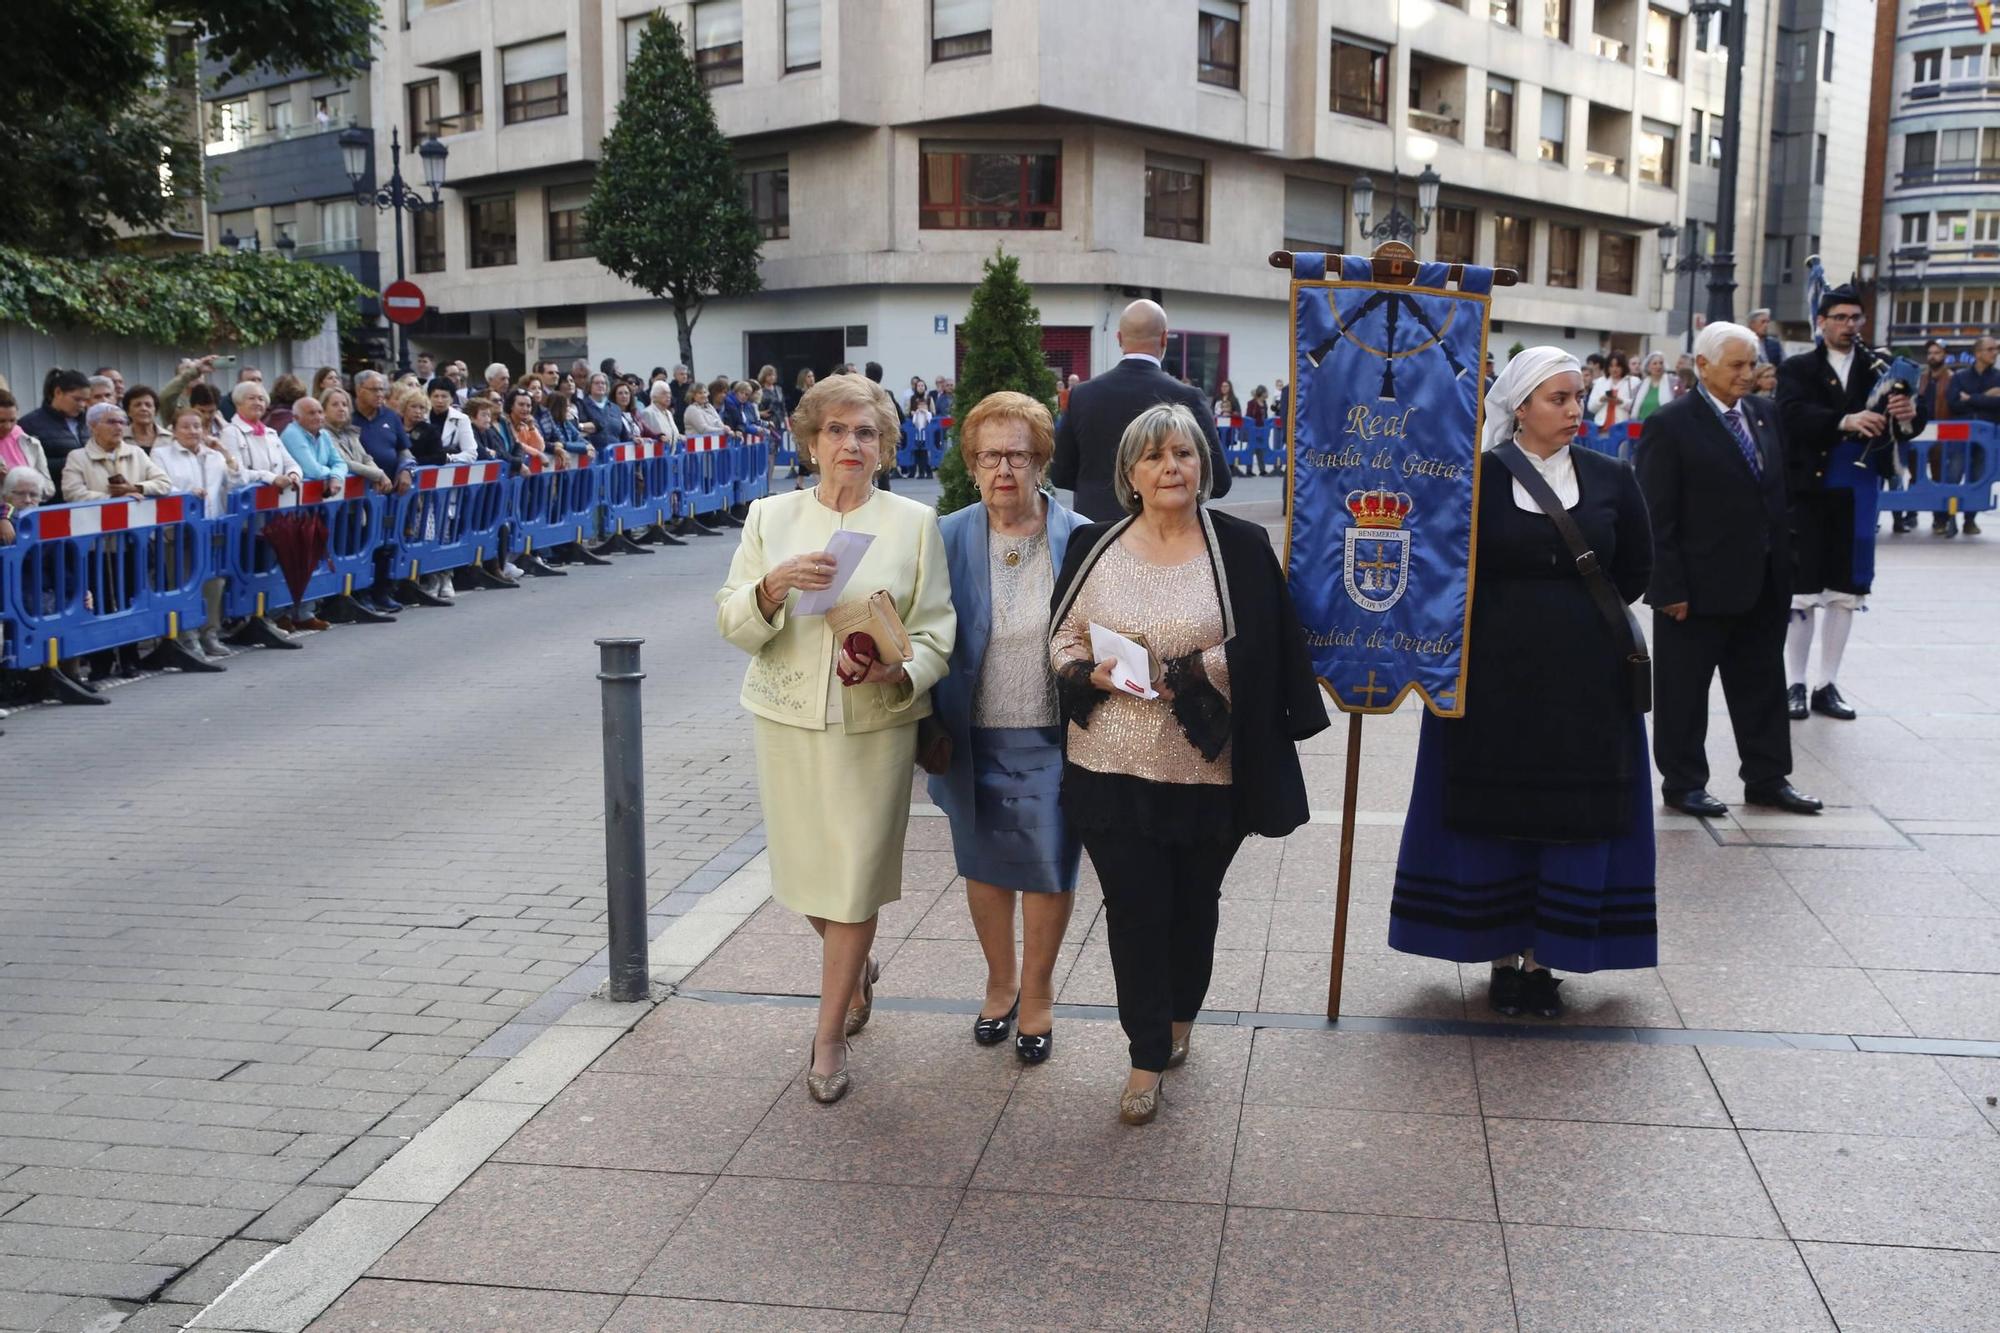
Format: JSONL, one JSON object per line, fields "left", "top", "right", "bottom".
{"left": 936, "top": 247, "right": 1059, "bottom": 515}
{"left": 585, "top": 13, "right": 762, "bottom": 375}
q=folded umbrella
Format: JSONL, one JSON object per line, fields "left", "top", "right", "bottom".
{"left": 258, "top": 508, "right": 330, "bottom": 614}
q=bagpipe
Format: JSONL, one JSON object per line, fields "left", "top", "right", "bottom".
{"left": 1848, "top": 349, "right": 1923, "bottom": 474}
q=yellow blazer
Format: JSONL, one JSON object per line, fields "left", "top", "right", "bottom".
{"left": 716, "top": 486, "right": 956, "bottom": 733}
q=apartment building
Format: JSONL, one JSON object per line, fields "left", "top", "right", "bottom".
{"left": 200, "top": 58, "right": 382, "bottom": 321}
{"left": 1871, "top": 0, "right": 2000, "bottom": 349}
{"left": 371, "top": 0, "right": 1812, "bottom": 389}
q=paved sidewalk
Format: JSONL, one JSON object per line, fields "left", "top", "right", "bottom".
{"left": 282, "top": 515, "right": 2000, "bottom": 1332}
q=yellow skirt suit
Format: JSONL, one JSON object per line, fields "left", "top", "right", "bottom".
{"left": 716, "top": 486, "right": 957, "bottom": 923}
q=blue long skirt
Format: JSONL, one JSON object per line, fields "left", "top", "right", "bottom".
{"left": 946, "top": 725, "right": 1081, "bottom": 894}
{"left": 1387, "top": 713, "right": 1658, "bottom": 973}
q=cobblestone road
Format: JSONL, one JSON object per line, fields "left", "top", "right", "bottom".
{"left": 0, "top": 517, "right": 772, "bottom": 1330}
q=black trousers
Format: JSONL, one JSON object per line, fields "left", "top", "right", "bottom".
{"left": 1082, "top": 829, "right": 1242, "bottom": 1073}
{"left": 1651, "top": 568, "right": 1793, "bottom": 797}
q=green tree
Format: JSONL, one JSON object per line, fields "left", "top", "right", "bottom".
{"left": 5, "top": 0, "right": 379, "bottom": 255}
{"left": 585, "top": 12, "right": 762, "bottom": 375}
{"left": 936, "top": 247, "right": 1059, "bottom": 515}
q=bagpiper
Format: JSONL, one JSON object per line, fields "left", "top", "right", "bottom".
{"left": 1774, "top": 285, "right": 1925, "bottom": 721}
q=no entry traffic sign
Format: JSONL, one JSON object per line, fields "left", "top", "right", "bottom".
{"left": 383, "top": 280, "right": 427, "bottom": 327}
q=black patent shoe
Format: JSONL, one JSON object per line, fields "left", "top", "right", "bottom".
{"left": 1964, "top": 516, "right": 1981, "bottom": 536}
{"left": 1015, "top": 1028, "right": 1053, "bottom": 1064}
{"left": 1488, "top": 965, "right": 1526, "bottom": 1016}
{"left": 1788, "top": 683, "right": 1809, "bottom": 720}
{"left": 1810, "top": 685, "right": 1857, "bottom": 721}
{"left": 1744, "top": 782, "right": 1825, "bottom": 814}
{"left": 1522, "top": 968, "right": 1564, "bottom": 1018}
{"left": 973, "top": 996, "right": 1018, "bottom": 1046}
{"left": 1666, "top": 788, "right": 1729, "bottom": 819}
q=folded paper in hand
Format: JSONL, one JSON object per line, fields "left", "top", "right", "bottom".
{"left": 1089, "top": 622, "right": 1159, "bottom": 700}
{"left": 795, "top": 530, "right": 875, "bottom": 616}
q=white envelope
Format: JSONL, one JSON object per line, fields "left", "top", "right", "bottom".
{"left": 794, "top": 529, "right": 876, "bottom": 615}
{"left": 1088, "top": 622, "right": 1159, "bottom": 701}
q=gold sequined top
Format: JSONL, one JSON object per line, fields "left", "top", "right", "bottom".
{"left": 1051, "top": 540, "right": 1232, "bottom": 785}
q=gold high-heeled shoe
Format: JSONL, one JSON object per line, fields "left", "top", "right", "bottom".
{"left": 806, "top": 1036, "right": 850, "bottom": 1104}
{"left": 1167, "top": 1024, "right": 1192, "bottom": 1069}
{"left": 1118, "top": 1072, "right": 1164, "bottom": 1126}
{"left": 843, "top": 955, "right": 881, "bottom": 1037}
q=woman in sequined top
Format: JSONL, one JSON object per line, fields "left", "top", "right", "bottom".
{"left": 929, "top": 392, "right": 1089, "bottom": 1066}
{"left": 1050, "top": 403, "right": 1327, "bottom": 1125}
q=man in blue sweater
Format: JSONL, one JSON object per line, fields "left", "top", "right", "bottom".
{"left": 352, "top": 370, "right": 416, "bottom": 613}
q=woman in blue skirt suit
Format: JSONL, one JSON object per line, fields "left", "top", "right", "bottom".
{"left": 930, "top": 391, "right": 1086, "bottom": 1063}
{"left": 1389, "top": 347, "right": 1659, "bottom": 1017}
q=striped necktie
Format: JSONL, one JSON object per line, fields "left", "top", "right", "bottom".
{"left": 1723, "top": 407, "right": 1761, "bottom": 476}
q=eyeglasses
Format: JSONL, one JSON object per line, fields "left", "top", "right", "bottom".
{"left": 972, "top": 450, "right": 1034, "bottom": 472}
{"left": 1823, "top": 312, "right": 1866, "bottom": 325}
{"left": 820, "top": 423, "right": 881, "bottom": 445}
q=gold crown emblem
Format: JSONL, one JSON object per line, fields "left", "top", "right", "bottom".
{"left": 1346, "top": 488, "right": 1414, "bottom": 529}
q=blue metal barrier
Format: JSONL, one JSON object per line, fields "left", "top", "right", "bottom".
{"left": 508, "top": 455, "right": 601, "bottom": 563}
{"left": 4, "top": 495, "right": 212, "bottom": 669}
{"left": 684, "top": 433, "right": 730, "bottom": 518}
{"left": 1897, "top": 420, "right": 1999, "bottom": 516}
{"left": 736, "top": 429, "right": 770, "bottom": 506}
{"left": 223, "top": 479, "right": 377, "bottom": 620}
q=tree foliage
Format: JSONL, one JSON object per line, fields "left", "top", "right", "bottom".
{"left": 0, "top": 246, "right": 373, "bottom": 345}
{"left": 586, "top": 13, "right": 763, "bottom": 375}
{"left": 3, "top": 0, "right": 379, "bottom": 255}
{"left": 936, "top": 249, "right": 1060, "bottom": 516}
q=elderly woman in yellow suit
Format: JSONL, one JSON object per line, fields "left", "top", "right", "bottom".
{"left": 716, "top": 373, "right": 956, "bottom": 1103}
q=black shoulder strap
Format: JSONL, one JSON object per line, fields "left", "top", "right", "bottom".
{"left": 1491, "top": 443, "right": 1646, "bottom": 659}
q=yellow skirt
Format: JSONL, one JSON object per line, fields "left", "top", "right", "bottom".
{"left": 754, "top": 716, "right": 915, "bottom": 923}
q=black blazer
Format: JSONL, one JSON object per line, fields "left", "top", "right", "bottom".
{"left": 1050, "top": 509, "right": 1329, "bottom": 840}
{"left": 1051, "top": 359, "right": 1229, "bottom": 521}
{"left": 1775, "top": 344, "right": 1924, "bottom": 493}
{"left": 1634, "top": 390, "right": 1790, "bottom": 617}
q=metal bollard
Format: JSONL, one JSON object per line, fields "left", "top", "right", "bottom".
{"left": 595, "top": 637, "right": 650, "bottom": 1002}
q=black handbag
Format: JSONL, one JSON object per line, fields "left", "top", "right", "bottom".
{"left": 1492, "top": 443, "right": 1652, "bottom": 714}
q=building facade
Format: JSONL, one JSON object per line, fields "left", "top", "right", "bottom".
{"left": 1872, "top": 0, "right": 2000, "bottom": 350}
{"left": 200, "top": 59, "right": 383, "bottom": 328}
{"left": 367, "top": 0, "right": 1838, "bottom": 389}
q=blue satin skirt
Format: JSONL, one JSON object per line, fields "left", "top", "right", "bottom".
{"left": 947, "top": 725, "right": 1081, "bottom": 894}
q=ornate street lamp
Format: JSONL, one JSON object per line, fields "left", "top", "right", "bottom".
{"left": 1689, "top": 0, "right": 1746, "bottom": 321}
{"left": 1351, "top": 166, "right": 1441, "bottom": 245}
{"left": 341, "top": 125, "right": 449, "bottom": 373}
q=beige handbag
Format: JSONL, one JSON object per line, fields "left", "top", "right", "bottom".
{"left": 827, "top": 590, "right": 912, "bottom": 665}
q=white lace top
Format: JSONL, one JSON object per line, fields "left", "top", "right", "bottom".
{"left": 973, "top": 528, "right": 1059, "bottom": 729}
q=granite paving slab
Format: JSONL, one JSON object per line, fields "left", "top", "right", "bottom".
{"left": 1486, "top": 1118, "right": 1785, "bottom": 1239}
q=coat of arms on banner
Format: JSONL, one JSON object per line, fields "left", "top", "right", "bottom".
{"left": 1342, "top": 488, "right": 1412, "bottom": 613}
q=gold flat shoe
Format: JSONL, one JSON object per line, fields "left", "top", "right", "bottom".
{"left": 844, "top": 955, "right": 882, "bottom": 1037}
{"left": 1118, "top": 1073, "right": 1164, "bottom": 1126}
{"left": 1166, "top": 1026, "right": 1191, "bottom": 1069}
{"left": 806, "top": 1036, "right": 850, "bottom": 1104}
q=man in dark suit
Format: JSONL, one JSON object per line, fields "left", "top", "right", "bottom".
{"left": 1051, "top": 300, "right": 1227, "bottom": 520}
{"left": 1775, "top": 286, "right": 1922, "bottom": 721}
{"left": 1636, "top": 322, "right": 1822, "bottom": 818}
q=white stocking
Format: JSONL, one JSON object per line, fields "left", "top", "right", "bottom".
{"left": 1785, "top": 609, "right": 1815, "bottom": 689}
{"left": 1817, "top": 604, "right": 1855, "bottom": 690}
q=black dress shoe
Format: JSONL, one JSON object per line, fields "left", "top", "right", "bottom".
{"left": 1488, "top": 965, "right": 1525, "bottom": 1016}
{"left": 1522, "top": 968, "right": 1565, "bottom": 1019}
{"left": 1015, "top": 1028, "right": 1053, "bottom": 1064}
{"left": 1942, "top": 515, "right": 1960, "bottom": 537}
{"left": 973, "top": 997, "right": 1018, "bottom": 1046}
{"left": 1665, "top": 789, "right": 1728, "bottom": 818}
{"left": 1743, "top": 783, "right": 1824, "bottom": 814}
{"left": 1964, "top": 515, "right": 1981, "bottom": 536}
{"left": 1810, "top": 684, "right": 1856, "bottom": 720}
{"left": 1788, "top": 683, "right": 1809, "bottom": 720}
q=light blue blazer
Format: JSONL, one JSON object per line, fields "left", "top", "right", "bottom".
{"left": 927, "top": 495, "right": 1086, "bottom": 821}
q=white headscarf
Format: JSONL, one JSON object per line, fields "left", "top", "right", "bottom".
{"left": 1481, "top": 347, "right": 1582, "bottom": 453}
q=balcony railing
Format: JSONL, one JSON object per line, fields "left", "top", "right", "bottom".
{"left": 1908, "top": 0, "right": 1976, "bottom": 27}
{"left": 426, "top": 110, "right": 482, "bottom": 136}
{"left": 1591, "top": 34, "right": 1629, "bottom": 63}
{"left": 1406, "top": 108, "right": 1462, "bottom": 139}
{"left": 292, "top": 238, "right": 361, "bottom": 258}
{"left": 1905, "top": 77, "right": 2000, "bottom": 105}
{"left": 1898, "top": 165, "right": 2000, "bottom": 188}
{"left": 204, "top": 116, "right": 358, "bottom": 156}
{"left": 1584, "top": 150, "right": 1625, "bottom": 176}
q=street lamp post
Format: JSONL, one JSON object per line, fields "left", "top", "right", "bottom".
{"left": 1350, "top": 167, "right": 1442, "bottom": 245}
{"left": 340, "top": 125, "right": 449, "bottom": 375}
{"left": 1658, "top": 221, "right": 1714, "bottom": 351}
{"left": 1691, "top": 0, "right": 1746, "bottom": 323}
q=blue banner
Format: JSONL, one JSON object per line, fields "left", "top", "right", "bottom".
{"left": 1285, "top": 253, "right": 1494, "bottom": 716}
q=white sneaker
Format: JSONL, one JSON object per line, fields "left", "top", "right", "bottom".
{"left": 502, "top": 562, "right": 524, "bottom": 579}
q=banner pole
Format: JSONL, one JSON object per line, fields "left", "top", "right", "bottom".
{"left": 1326, "top": 712, "right": 1364, "bottom": 1021}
